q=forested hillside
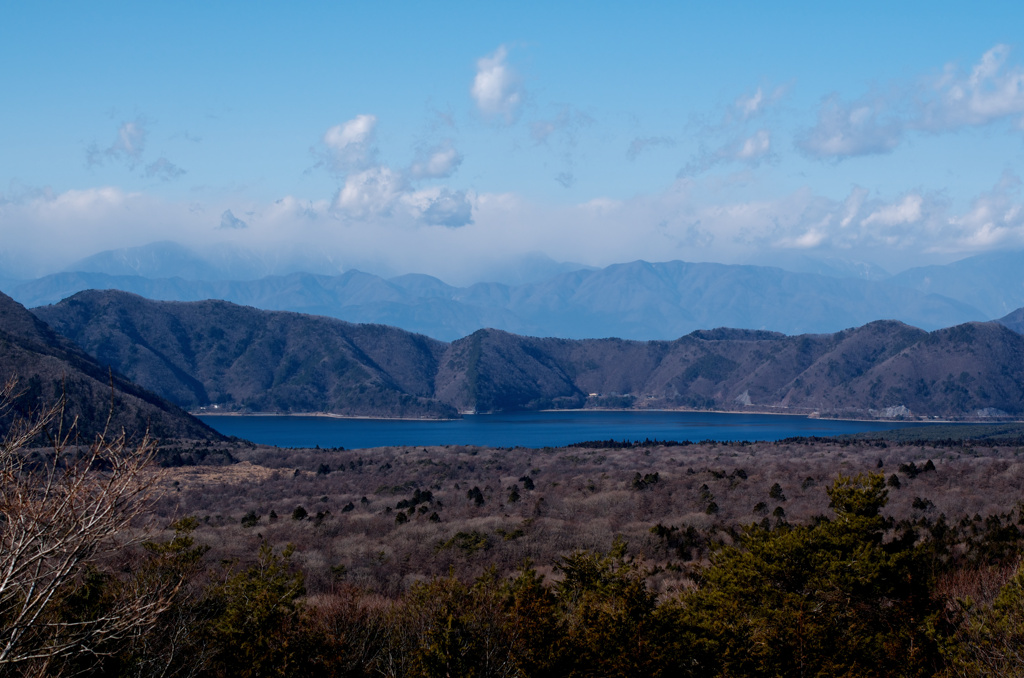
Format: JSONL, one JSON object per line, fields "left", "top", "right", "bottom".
{"left": 35, "top": 290, "right": 1024, "bottom": 420}
{"left": 0, "top": 291, "right": 221, "bottom": 441}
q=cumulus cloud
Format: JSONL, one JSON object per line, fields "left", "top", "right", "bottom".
{"left": 331, "top": 167, "right": 406, "bottom": 219}
{"left": 317, "top": 114, "right": 469, "bottom": 224}
{"left": 322, "top": 114, "right": 378, "bottom": 171}
{"left": 219, "top": 209, "right": 248, "bottom": 229}
{"left": 419, "top": 188, "right": 474, "bottom": 227}
{"left": 409, "top": 142, "right": 463, "bottom": 179}
{"left": 797, "top": 94, "right": 904, "bottom": 159}
{"left": 471, "top": 46, "right": 524, "bottom": 123}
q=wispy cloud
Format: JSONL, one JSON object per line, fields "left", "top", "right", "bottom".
{"left": 86, "top": 119, "right": 147, "bottom": 168}
{"left": 733, "top": 86, "right": 787, "bottom": 122}
{"left": 409, "top": 141, "right": 463, "bottom": 180}
{"left": 626, "top": 136, "right": 676, "bottom": 161}
{"left": 85, "top": 118, "right": 187, "bottom": 181}
{"left": 680, "top": 129, "right": 774, "bottom": 176}
{"left": 678, "top": 85, "right": 786, "bottom": 175}
{"left": 471, "top": 46, "right": 524, "bottom": 123}
{"left": 144, "top": 157, "right": 186, "bottom": 181}
{"left": 799, "top": 45, "right": 1024, "bottom": 160}
{"left": 529, "top": 106, "right": 593, "bottom": 188}
{"left": 922, "top": 44, "right": 1024, "bottom": 129}
{"left": 219, "top": 209, "right": 248, "bottom": 229}
{"left": 796, "top": 94, "right": 904, "bottom": 159}
{"left": 862, "top": 194, "right": 924, "bottom": 227}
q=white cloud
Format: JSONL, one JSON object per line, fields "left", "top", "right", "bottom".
{"left": 331, "top": 167, "right": 406, "bottom": 219}
{"left": 777, "top": 227, "right": 827, "bottom": 249}
{"left": 943, "top": 172, "right": 1024, "bottom": 250}
{"left": 862, "top": 194, "right": 923, "bottom": 226}
{"left": 471, "top": 45, "right": 523, "bottom": 123}
{"left": 797, "top": 95, "right": 904, "bottom": 159}
{"left": 680, "top": 129, "right": 773, "bottom": 176}
{"left": 322, "top": 114, "right": 378, "bottom": 171}
{"left": 923, "top": 44, "right": 1024, "bottom": 129}
{"left": 409, "top": 142, "right": 463, "bottom": 180}
{"left": 799, "top": 45, "right": 1024, "bottom": 160}
{"left": 5, "top": 173, "right": 1023, "bottom": 286}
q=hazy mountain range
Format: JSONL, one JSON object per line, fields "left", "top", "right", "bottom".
{"left": 33, "top": 289, "right": 1024, "bottom": 420}
{"left": 5, "top": 242, "right": 1022, "bottom": 341}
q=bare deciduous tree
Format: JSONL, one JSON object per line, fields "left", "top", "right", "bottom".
{"left": 0, "top": 379, "right": 173, "bottom": 673}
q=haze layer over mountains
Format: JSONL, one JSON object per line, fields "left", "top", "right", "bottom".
{"left": 3, "top": 242, "right": 1023, "bottom": 341}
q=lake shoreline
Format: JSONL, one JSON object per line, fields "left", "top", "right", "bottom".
{"left": 191, "top": 406, "right": 987, "bottom": 426}
{"left": 195, "top": 409, "right": 958, "bottom": 450}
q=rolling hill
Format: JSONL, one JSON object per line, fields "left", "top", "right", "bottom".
{"left": 34, "top": 290, "right": 1024, "bottom": 420}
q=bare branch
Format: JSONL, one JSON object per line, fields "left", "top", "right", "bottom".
{"left": 0, "top": 382, "right": 170, "bottom": 670}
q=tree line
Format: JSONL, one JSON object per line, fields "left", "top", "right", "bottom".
{"left": 2, "top": 389, "right": 1024, "bottom": 676}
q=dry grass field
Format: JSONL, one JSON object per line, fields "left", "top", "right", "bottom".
{"left": 152, "top": 437, "right": 1024, "bottom": 596}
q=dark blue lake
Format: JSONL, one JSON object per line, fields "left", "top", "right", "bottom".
{"left": 197, "top": 410, "right": 925, "bottom": 449}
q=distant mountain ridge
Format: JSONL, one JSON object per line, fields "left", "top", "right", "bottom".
{"left": 10, "top": 258, "right": 993, "bottom": 341}
{"left": 34, "top": 290, "right": 1024, "bottom": 421}
{"left": 998, "top": 307, "right": 1024, "bottom": 335}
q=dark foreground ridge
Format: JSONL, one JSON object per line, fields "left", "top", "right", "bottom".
{"left": 0, "top": 290, "right": 223, "bottom": 441}
{"left": 34, "top": 289, "right": 1024, "bottom": 421}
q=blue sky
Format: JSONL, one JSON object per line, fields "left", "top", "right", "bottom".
{"left": 3, "top": 1, "right": 1024, "bottom": 283}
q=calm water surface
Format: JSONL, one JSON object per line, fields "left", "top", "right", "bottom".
{"left": 197, "top": 410, "right": 928, "bottom": 449}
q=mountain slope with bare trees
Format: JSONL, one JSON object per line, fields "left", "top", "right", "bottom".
{"left": 34, "top": 291, "right": 1024, "bottom": 420}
